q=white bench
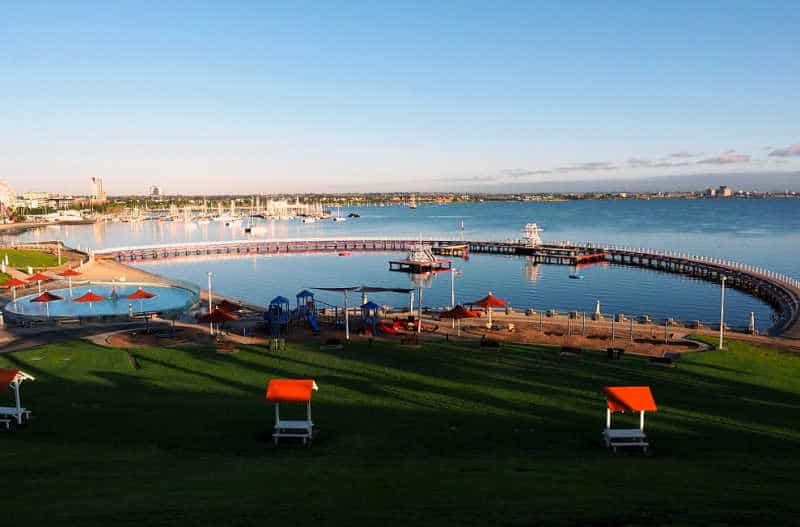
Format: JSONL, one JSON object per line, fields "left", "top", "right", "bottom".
{"left": 273, "top": 419, "right": 314, "bottom": 445}
{"left": 603, "top": 428, "right": 649, "bottom": 452}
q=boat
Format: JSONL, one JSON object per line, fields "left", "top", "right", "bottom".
{"left": 339, "top": 251, "right": 351, "bottom": 256}
{"left": 332, "top": 206, "right": 347, "bottom": 222}
{"left": 301, "top": 217, "right": 316, "bottom": 224}
{"left": 347, "top": 212, "right": 360, "bottom": 218}
{"left": 569, "top": 274, "right": 584, "bottom": 280}
{"left": 408, "top": 195, "right": 417, "bottom": 209}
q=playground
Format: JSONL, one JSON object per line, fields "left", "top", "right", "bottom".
{"left": 1, "top": 336, "right": 799, "bottom": 526}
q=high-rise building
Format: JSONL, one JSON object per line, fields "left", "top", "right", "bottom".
{"left": 90, "top": 177, "right": 107, "bottom": 204}
{"left": 150, "top": 185, "right": 162, "bottom": 197}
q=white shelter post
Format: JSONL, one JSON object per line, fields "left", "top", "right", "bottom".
{"left": 14, "top": 380, "right": 22, "bottom": 425}
{"left": 639, "top": 410, "right": 645, "bottom": 431}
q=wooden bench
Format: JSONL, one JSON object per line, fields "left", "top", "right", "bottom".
{"left": 607, "top": 347, "right": 625, "bottom": 360}
{"left": 560, "top": 346, "right": 582, "bottom": 356}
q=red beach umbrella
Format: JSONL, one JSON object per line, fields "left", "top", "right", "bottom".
{"left": 30, "top": 290, "right": 63, "bottom": 318}
{"left": 198, "top": 307, "right": 238, "bottom": 335}
{"left": 58, "top": 268, "right": 82, "bottom": 295}
{"left": 216, "top": 299, "right": 241, "bottom": 313}
{"left": 441, "top": 304, "right": 479, "bottom": 319}
{"left": 127, "top": 287, "right": 156, "bottom": 300}
{"left": 26, "top": 272, "right": 52, "bottom": 294}
{"left": 30, "top": 291, "right": 63, "bottom": 303}
{"left": 441, "top": 304, "right": 478, "bottom": 336}
{"left": 74, "top": 290, "right": 106, "bottom": 303}
{"left": 198, "top": 307, "right": 238, "bottom": 323}
{"left": 470, "top": 292, "right": 508, "bottom": 325}
{"left": 1, "top": 277, "right": 27, "bottom": 302}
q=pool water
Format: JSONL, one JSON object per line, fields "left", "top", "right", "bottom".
{"left": 4, "top": 284, "right": 199, "bottom": 319}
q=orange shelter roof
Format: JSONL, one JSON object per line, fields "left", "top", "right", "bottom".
{"left": 266, "top": 379, "right": 318, "bottom": 402}
{"left": 603, "top": 386, "right": 657, "bottom": 412}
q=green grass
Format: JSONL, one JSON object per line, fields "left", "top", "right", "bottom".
{"left": 0, "top": 271, "right": 9, "bottom": 282}
{"left": 1, "top": 337, "right": 798, "bottom": 526}
{"left": 1, "top": 248, "right": 60, "bottom": 268}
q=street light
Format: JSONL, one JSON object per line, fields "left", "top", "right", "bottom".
{"left": 207, "top": 271, "right": 213, "bottom": 335}
{"left": 718, "top": 275, "right": 727, "bottom": 349}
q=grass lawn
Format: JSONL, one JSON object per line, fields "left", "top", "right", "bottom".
{"left": 1, "top": 248, "right": 60, "bottom": 269}
{"left": 0, "top": 271, "right": 10, "bottom": 282}
{"left": 1, "top": 336, "right": 798, "bottom": 526}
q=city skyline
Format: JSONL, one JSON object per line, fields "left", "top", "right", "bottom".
{"left": 2, "top": 1, "right": 799, "bottom": 194}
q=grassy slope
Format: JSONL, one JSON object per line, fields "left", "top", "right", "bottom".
{"left": 1, "top": 248, "right": 59, "bottom": 268}
{"left": 1, "top": 337, "right": 798, "bottom": 526}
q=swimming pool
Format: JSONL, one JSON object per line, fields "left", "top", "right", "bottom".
{"left": 3, "top": 283, "right": 200, "bottom": 321}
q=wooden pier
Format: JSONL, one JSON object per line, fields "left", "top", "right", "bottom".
{"left": 92, "top": 237, "right": 800, "bottom": 337}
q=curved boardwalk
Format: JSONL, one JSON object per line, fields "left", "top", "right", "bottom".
{"left": 93, "top": 237, "right": 800, "bottom": 338}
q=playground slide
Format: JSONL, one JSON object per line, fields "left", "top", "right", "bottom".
{"left": 307, "top": 311, "right": 320, "bottom": 333}
{"left": 377, "top": 322, "right": 398, "bottom": 335}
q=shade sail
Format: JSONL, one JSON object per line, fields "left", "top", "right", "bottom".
{"left": 356, "top": 286, "right": 414, "bottom": 294}
{"left": 471, "top": 293, "right": 508, "bottom": 308}
{"left": 30, "top": 291, "right": 63, "bottom": 303}
{"left": 74, "top": 291, "right": 106, "bottom": 303}
{"left": 603, "top": 386, "right": 657, "bottom": 412}
{"left": 296, "top": 289, "right": 315, "bottom": 298}
{"left": 311, "top": 286, "right": 413, "bottom": 294}
{"left": 198, "top": 307, "right": 238, "bottom": 323}
{"left": 0, "top": 278, "right": 27, "bottom": 288}
{"left": 270, "top": 296, "right": 290, "bottom": 305}
{"left": 26, "top": 272, "right": 52, "bottom": 282}
{"left": 127, "top": 288, "right": 156, "bottom": 300}
{"left": 0, "top": 369, "right": 34, "bottom": 391}
{"left": 266, "top": 379, "right": 318, "bottom": 402}
{"left": 58, "top": 269, "right": 82, "bottom": 277}
{"left": 441, "top": 305, "right": 479, "bottom": 319}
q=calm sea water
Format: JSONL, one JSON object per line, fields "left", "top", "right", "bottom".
{"left": 4, "top": 199, "right": 798, "bottom": 331}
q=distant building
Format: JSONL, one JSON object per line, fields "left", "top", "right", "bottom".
{"left": 90, "top": 177, "right": 107, "bottom": 204}
{"left": 150, "top": 185, "right": 162, "bottom": 197}
{"left": 0, "top": 181, "right": 17, "bottom": 217}
{"left": 717, "top": 185, "right": 733, "bottom": 198}
{"left": 705, "top": 187, "right": 717, "bottom": 198}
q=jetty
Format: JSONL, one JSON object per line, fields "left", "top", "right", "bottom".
{"left": 91, "top": 237, "right": 800, "bottom": 338}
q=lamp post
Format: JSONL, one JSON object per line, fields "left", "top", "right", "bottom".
{"left": 718, "top": 275, "right": 727, "bottom": 349}
{"left": 207, "top": 271, "right": 213, "bottom": 335}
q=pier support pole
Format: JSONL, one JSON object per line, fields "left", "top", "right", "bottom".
{"left": 582, "top": 312, "right": 586, "bottom": 336}
{"left": 630, "top": 317, "right": 634, "bottom": 342}
{"left": 539, "top": 311, "right": 543, "bottom": 333}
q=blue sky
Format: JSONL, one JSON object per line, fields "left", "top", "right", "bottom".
{"left": 1, "top": 1, "right": 799, "bottom": 194}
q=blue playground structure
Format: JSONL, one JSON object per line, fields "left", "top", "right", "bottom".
{"left": 296, "top": 290, "right": 315, "bottom": 318}
{"left": 361, "top": 301, "right": 382, "bottom": 335}
{"left": 265, "top": 295, "right": 291, "bottom": 336}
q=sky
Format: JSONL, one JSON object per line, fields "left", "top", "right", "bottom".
{"left": 1, "top": 1, "right": 799, "bottom": 195}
